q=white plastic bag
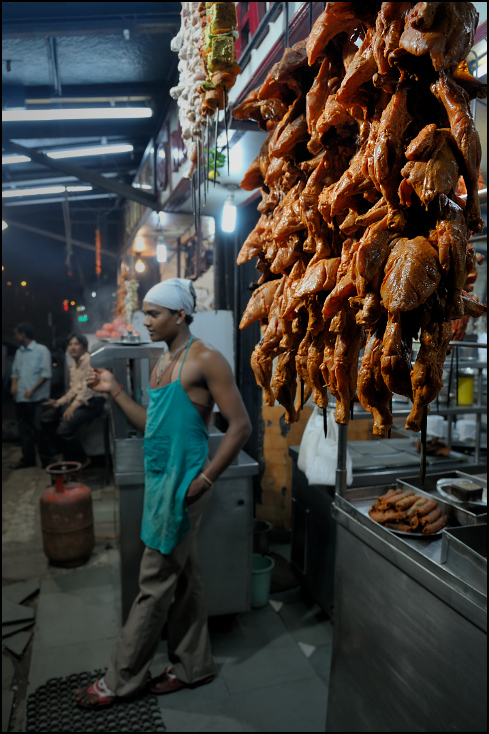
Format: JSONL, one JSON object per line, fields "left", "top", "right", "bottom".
{"left": 298, "top": 407, "right": 353, "bottom": 487}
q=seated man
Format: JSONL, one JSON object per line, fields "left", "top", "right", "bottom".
{"left": 39, "top": 332, "right": 105, "bottom": 469}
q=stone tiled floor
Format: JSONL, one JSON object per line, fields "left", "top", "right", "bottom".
{"left": 2, "top": 443, "right": 332, "bottom": 732}
{"left": 25, "top": 547, "right": 332, "bottom": 732}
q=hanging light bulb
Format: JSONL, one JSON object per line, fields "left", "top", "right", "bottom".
{"left": 156, "top": 232, "right": 167, "bottom": 263}
{"left": 134, "top": 237, "right": 145, "bottom": 253}
{"left": 135, "top": 259, "right": 145, "bottom": 273}
{"left": 222, "top": 193, "right": 236, "bottom": 233}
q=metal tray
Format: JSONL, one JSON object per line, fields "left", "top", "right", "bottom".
{"left": 388, "top": 526, "right": 444, "bottom": 539}
{"left": 348, "top": 484, "right": 451, "bottom": 541}
{"left": 399, "top": 472, "right": 487, "bottom": 526}
{"left": 441, "top": 524, "right": 487, "bottom": 595}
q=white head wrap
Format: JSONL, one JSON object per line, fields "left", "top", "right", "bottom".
{"left": 143, "top": 278, "right": 196, "bottom": 314}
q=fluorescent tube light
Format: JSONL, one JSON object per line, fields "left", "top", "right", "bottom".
{"left": 2, "top": 155, "right": 31, "bottom": 165}
{"left": 3, "top": 185, "right": 92, "bottom": 198}
{"left": 3, "top": 144, "right": 134, "bottom": 165}
{"left": 2, "top": 108, "right": 152, "bottom": 122}
{"left": 222, "top": 194, "right": 236, "bottom": 233}
{"left": 47, "top": 144, "right": 134, "bottom": 159}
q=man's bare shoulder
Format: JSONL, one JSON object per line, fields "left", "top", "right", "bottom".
{"left": 192, "top": 339, "right": 232, "bottom": 373}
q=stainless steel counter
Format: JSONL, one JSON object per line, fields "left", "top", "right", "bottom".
{"left": 325, "top": 482, "right": 487, "bottom": 732}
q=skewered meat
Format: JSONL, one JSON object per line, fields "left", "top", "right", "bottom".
{"left": 369, "top": 492, "right": 446, "bottom": 535}
{"left": 236, "top": 3, "right": 484, "bottom": 429}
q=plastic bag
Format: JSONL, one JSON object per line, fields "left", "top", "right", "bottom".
{"left": 298, "top": 407, "right": 352, "bottom": 487}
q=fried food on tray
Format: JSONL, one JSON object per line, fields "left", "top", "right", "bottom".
{"left": 368, "top": 491, "right": 447, "bottom": 535}
{"left": 235, "top": 3, "right": 487, "bottom": 427}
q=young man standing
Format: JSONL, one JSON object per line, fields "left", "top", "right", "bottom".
{"left": 10, "top": 322, "right": 52, "bottom": 469}
{"left": 74, "top": 278, "right": 252, "bottom": 709}
{"left": 39, "top": 332, "right": 106, "bottom": 469}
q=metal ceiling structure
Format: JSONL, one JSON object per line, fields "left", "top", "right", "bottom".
{"left": 2, "top": 2, "right": 181, "bottom": 218}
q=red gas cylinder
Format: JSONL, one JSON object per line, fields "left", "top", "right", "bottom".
{"left": 40, "top": 462, "right": 95, "bottom": 567}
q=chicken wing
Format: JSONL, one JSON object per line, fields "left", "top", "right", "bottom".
{"left": 371, "top": 76, "right": 413, "bottom": 230}
{"left": 399, "top": 128, "right": 459, "bottom": 209}
{"left": 399, "top": 2, "right": 478, "bottom": 72}
{"left": 406, "top": 298, "right": 452, "bottom": 432}
{"left": 381, "top": 237, "right": 441, "bottom": 312}
{"left": 239, "top": 280, "right": 281, "bottom": 330}
{"left": 434, "top": 194, "right": 468, "bottom": 318}
{"left": 357, "top": 318, "right": 393, "bottom": 436}
{"left": 431, "top": 70, "right": 484, "bottom": 233}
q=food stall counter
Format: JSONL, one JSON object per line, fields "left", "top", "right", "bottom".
{"left": 326, "top": 479, "right": 487, "bottom": 732}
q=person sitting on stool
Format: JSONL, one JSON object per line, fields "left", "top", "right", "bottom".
{"left": 39, "top": 332, "right": 105, "bottom": 469}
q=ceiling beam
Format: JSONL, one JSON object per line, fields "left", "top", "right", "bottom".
{"left": 5, "top": 219, "right": 118, "bottom": 258}
{"left": 3, "top": 140, "right": 159, "bottom": 210}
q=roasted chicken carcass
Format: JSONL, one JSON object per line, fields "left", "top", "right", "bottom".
{"left": 357, "top": 318, "right": 393, "bottom": 437}
{"left": 406, "top": 297, "right": 452, "bottom": 432}
{"left": 235, "top": 4, "right": 484, "bottom": 431}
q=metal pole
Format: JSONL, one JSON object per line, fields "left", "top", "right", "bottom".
{"left": 335, "top": 422, "right": 348, "bottom": 496}
{"left": 475, "top": 367, "right": 483, "bottom": 464}
{"left": 284, "top": 1, "right": 289, "bottom": 49}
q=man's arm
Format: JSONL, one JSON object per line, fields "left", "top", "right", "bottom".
{"left": 24, "top": 376, "right": 48, "bottom": 400}
{"left": 199, "top": 349, "right": 252, "bottom": 483}
{"left": 88, "top": 368, "right": 146, "bottom": 431}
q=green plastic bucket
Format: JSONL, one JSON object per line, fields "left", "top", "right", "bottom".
{"left": 251, "top": 553, "right": 275, "bottom": 608}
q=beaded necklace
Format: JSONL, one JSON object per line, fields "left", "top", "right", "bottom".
{"left": 155, "top": 337, "right": 193, "bottom": 385}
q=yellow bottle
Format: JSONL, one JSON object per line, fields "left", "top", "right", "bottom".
{"left": 458, "top": 370, "right": 474, "bottom": 405}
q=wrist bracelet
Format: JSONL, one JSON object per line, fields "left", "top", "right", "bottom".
{"left": 200, "top": 472, "right": 214, "bottom": 487}
{"left": 112, "top": 384, "right": 124, "bottom": 400}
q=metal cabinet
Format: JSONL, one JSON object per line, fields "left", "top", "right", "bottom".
{"left": 290, "top": 449, "right": 336, "bottom": 617}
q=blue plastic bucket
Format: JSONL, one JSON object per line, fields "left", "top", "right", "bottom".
{"left": 251, "top": 553, "right": 275, "bottom": 608}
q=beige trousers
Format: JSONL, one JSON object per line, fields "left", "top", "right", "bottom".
{"left": 104, "top": 487, "right": 216, "bottom": 697}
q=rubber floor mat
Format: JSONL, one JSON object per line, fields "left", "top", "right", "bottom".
{"left": 25, "top": 669, "right": 166, "bottom": 732}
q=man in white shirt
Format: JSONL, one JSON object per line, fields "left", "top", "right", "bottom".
{"left": 39, "top": 332, "right": 105, "bottom": 469}
{"left": 10, "top": 322, "right": 52, "bottom": 469}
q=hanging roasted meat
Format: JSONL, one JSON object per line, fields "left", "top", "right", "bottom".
{"left": 235, "top": 2, "right": 486, "bottom": 430}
